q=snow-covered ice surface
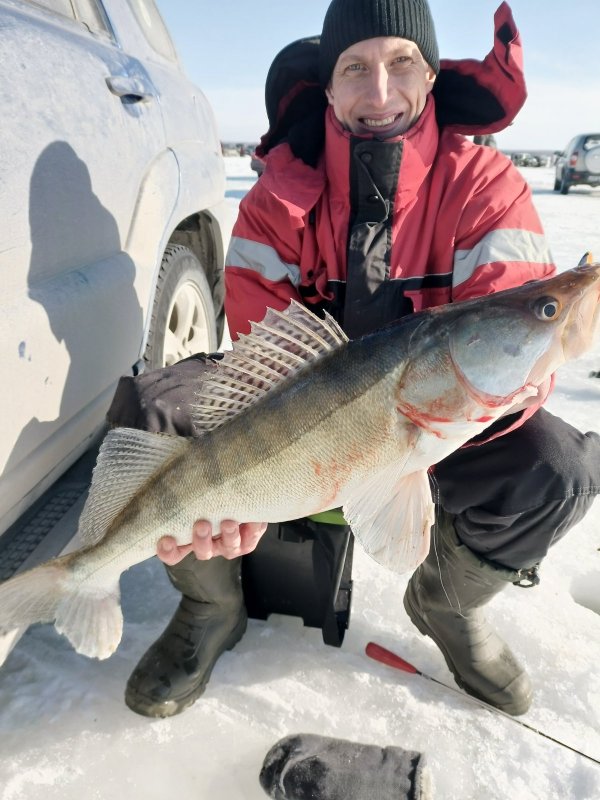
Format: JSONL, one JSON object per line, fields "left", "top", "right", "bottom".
{"left": 1, "top": 160, "right": 599, "bottom": 800}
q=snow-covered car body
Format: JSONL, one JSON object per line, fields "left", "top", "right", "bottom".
{"left": 0, "top": 0, "right": 232, "bottom": 538}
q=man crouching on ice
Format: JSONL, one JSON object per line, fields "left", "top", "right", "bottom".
{"left": 120, "top": 0, "right": 600, "bottom": 719}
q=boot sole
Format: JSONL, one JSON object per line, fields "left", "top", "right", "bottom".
{"left": 403, "top": 584, "right": 531, "bottom": 716}
{"left": 125, "top": 613, "right": 248, "bottom": 718}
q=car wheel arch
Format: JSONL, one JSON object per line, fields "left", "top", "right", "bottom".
{"left": 167, "top": 211, "right": 225, "bottom": 343}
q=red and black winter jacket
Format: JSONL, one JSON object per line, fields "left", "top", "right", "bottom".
{"left": 224, "top": 3, "right": 556, "bottom": 435}
{"left": 226, "top": 98, "right": 553, "bottom": 332}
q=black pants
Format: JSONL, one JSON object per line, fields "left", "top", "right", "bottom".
{"left": 433, "top": 409, "right": 600, "bottom": 570}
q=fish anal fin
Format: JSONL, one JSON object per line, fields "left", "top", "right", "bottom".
{"left": 344, "top": 467, "right": 434, "bottom": 573}
{"left": 55, "top": 584, "right": 123, "bottom": 660}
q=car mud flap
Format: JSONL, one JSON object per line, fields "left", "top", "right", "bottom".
{"left": 241, "top": 518, "right": 354, "bottom": 647}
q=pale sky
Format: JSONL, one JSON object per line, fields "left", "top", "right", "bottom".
{"left": 155, "top": 0, "right": 600, "bottom": 151}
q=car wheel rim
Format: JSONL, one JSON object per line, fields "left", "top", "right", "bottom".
{"left": 163, "top": 280, "right": 213, "bottom": 366}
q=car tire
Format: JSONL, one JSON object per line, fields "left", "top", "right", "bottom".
{"left": 553, "top": 176, "right": 561, "bottom": 191}
{"left": 560, "top": 174, "right": 570, "bottom": 195}
{"left": 144, "top": 243, "right": 218, "bottom": 369}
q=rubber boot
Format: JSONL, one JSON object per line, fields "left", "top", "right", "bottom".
{"left": 125, "top": 554, "right": 247, "bottom": 718}
{"left": 403, "top": 510, "right": 533, "bottom": 716}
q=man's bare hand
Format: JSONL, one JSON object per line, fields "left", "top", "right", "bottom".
{"left": 156, "top": 520, "right": 268, "bottom": 565}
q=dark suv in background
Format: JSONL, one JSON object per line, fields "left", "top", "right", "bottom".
{"left": 554, "top": 133, "right": 600, "bottom": 194}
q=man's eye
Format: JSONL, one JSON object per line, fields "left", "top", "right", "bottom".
{"left": 392, "top": 56, "right": 411, "bottom": 66}
{"left": 346, "top": 63, "right": 364, "bottom": 72}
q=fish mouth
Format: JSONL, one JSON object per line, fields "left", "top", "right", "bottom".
{"left": 560, "top": 273, "right": 600, "bottom": 360}
{"left": 449, "top": 264, "right": 600, "bottom": 408}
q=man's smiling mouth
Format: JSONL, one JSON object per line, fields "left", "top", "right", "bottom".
{"left": 361, "top": 113, "right": 402, "bottom": 128}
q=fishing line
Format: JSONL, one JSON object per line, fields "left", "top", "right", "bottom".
{"left": 366, "top": 641, "right": 600, "bottom": 768}
{"left": 427, "top": 473, "right": 463, "bottom": 617}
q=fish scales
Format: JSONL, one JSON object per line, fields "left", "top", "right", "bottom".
{"left": 142, "top": 357, "right": 408, "bottom": 533}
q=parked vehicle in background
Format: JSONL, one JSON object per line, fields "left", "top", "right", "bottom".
{"left": 0, "top": 0, "right": 232, "bottom": 544}
{"left": 473, "top": 134, "right": 497, "bottom": 149}
{"left": 554, "top": 133, "right": 600, "bottom": 194}
{"left": 510, "top": 152, "right": 534, "bottom": 167}
{"left": 510, "top": 152, "right": 548, "bottom": 168}
{"left": 250, "top": 150, "right": 267, "bottom": 177}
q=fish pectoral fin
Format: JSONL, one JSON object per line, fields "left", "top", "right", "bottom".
{"left": 343, "top": 468, "right": 434, "bottom": 573}
{"left": 78, "top": 428, "right": 190, "bottom": 547}
{"left": 55, "top": 582, "right": 123, "bottom": 660}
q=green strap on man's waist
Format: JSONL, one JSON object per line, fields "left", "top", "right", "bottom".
{"left": 307, "top": 508, "right": 347, "bottom": 526}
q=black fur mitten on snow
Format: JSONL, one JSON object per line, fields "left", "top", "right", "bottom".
{"left": 259, "top": 733, "right": 432, "bottom": 800}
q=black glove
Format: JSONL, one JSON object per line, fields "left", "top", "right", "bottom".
{"left": 259, "top": 733, "right": 431, "bottom": 800}
{"left": 106, "top": 353, "right": 221, "bottom": 437}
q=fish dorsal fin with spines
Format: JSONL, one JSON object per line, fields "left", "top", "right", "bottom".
{"left": 78, "top": 428, "right": 190, "bottom": 547}
{"left": 191, "top": 301, "right": 348, "bottom": 434}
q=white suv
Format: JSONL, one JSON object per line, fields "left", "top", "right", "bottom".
{"left": 0, "top": 0, "right": 232, "bottom": 540}
{"left": 554, "top": 133, "right": 600, "bottom": 194}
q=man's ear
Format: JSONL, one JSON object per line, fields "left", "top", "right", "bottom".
{"left": 424, "top": 65, "right": 436, "bottom": 96}
{"left": 325, "top": 84, "right": 334, "bottom": 105}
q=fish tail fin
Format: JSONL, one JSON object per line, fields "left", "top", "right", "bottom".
{"left": 0, "top": 554, "right": 122, "bottom": 662}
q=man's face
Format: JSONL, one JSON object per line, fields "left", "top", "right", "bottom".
{"left": 325, "top": 36, "right": 436, "bottom": 138}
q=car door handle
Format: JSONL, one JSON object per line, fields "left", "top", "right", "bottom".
{"left": 106, "top": 76, "right": 154, "bottom": 103}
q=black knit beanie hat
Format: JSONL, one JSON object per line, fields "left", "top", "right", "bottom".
{"left": 319, "top": 0, "right": 440, "bottom": 87}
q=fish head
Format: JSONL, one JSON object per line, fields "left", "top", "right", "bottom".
{"left": 448, "top": 263, "right": 600, "bottom": 406}
{"left": 394, "top": 264, "right": 600, "bottom": 434}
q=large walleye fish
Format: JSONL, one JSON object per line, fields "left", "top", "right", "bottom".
{"left": 1, "top": 265, "right": 599, "bottom": 662}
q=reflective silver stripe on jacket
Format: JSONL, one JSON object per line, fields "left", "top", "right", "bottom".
{"left": 226, "top": 236, "right": 301, "bottom": 286}
{"left": 453, "top": 229, "right": 552, "bottom": 288}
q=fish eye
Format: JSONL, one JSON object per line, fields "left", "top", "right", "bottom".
{"left": 534, "top": 296, "right": 561, "bottom": 321}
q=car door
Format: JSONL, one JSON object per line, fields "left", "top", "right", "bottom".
{"left": 117, "top": 0, "right": 225, "bottom": 199}
{"left": 0, "top": 0, "right": 175, "bottom": 531}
